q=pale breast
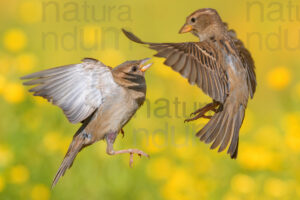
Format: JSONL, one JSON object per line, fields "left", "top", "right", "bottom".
{"left": 85, "top": 86, "right": 139, "bottom": 141}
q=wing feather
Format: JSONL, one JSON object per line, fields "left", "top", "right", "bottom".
{"left": 21, "top": 58, "right": 117, "bottom": 124}
{"left": 122, "top": 29, "right": 228, "bottom": 102}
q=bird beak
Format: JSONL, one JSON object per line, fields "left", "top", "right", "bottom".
{"left": 179, "top": 24, "right": 193, "bottom": 34}
{"left": 139, "top": 58, "right": 152, "bottom": 72}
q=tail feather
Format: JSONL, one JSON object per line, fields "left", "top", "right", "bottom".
{"left": 210, "top": 112, "right": 231, "bottom": 149}
{"left": 198, "top": 109, "right": 224, "bottom": 142}
{"left": 218, "top": 114, "right": 235, "bottom": 152}
{"left": 228, "top": 106, "right": 245, "bottom": 158}
{"left": 51, "top": 135, "right": 85, "bottom": 188}
{"left": 196, "top": 102, "right": 245, "bottom": 159}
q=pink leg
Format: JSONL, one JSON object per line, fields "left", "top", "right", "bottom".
{"left": 105, "top": 132, "right": 149, "bottom": 167}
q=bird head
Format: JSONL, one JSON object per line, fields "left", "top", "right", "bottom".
{"left": 112, "top": 58, "right": 152, "bottom": 104}
{"left": 113, "top": 58, "right": 152, "bottom": 77}
{"left": 179, "top": 8, "right": 225, "bottom": 41}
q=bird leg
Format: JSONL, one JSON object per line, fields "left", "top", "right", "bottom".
{"left": 184, "top": 101, "right": 219, "bottom": 122}
{"left": 105, "top": 132, "right": 149, "bottom": 167}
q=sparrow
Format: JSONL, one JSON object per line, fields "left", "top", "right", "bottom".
{"left": 21, "top": 57, "right": 152, "bottom": 187}
{"left": 122, "top": 8, "right": 256, "bottom": 159}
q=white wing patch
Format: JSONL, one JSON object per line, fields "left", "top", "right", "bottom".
{"left": 22, "top": 58, "right": 118, "bottom": 124}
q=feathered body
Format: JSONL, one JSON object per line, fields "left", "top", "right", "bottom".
{"left": 22, "top": 58, "right": 152, "bottom": 187}
{"left": 122, "top": 8, "right": 256, "bottom": 159}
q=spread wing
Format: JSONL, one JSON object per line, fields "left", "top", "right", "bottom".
{"left": 21, "top": 58, "right": 118, "bottom": 124}
{"left": 122, "top": 29, "right": 228, "bottom": 103}
{"left": 227, "top": 28, "right": 257, "bottom": 98}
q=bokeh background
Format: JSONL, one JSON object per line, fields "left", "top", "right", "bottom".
{"left": 0, "top": 0, "right": 300, "bottom": 199}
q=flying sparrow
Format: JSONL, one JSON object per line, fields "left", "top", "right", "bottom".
{"left": 21, "top": 57, "right": 152, "bottom": 187}
{"left": 122, "top": 8, "right": 256, "bottom": 159}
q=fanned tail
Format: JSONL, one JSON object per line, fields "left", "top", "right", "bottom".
{"left": 196, "top": 101, "right": 245, "bottom": 159}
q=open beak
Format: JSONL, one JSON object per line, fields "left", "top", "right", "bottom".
{"left": 179, "top": 24, "right": 193, "bottom": 34}
{"left": 139, "top": 58, "right": 152, "bottom": 72}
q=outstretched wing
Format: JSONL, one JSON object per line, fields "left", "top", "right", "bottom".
{"left": 21, "top": 58, "right": 118, "bottom": 124}
{"left": 122, "top": 29, "right": 228, "bottom": 103}
{"left": 227, "top": 28, "right": 257, "bottom": 98}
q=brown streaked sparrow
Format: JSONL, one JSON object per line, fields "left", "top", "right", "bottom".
{"left": 122, "top": 8, "right": 256, "bottom": 159}
{"left": 21, "top": 57, "right": 152, "bottom": 187}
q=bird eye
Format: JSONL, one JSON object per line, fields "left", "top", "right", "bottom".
{"left": 131, "top": 66, "right": 138, "bottom": 72}
{"left": 191, "top": 17, "right": 196, "bottom": 23}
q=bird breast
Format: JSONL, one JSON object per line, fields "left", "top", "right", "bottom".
{"left": 86, "top": 86, "right": 139, "bottom": 141}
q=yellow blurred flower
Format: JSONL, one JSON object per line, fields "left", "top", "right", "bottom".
{"left": 10, "top": 165, "right": 29, "bottom": 184}
{"left": 98, "top": 49, "right": 124, "bottom": 67}
{"left": 147, "top": 157, "right": 172, "bottom": 180}
{"left": 267, "top": 66, "right": 291, "bottom": 90}
{"left": 0, "top": 145, "right": 14, "bottom": 167}
{"left": 231, "top": 174, "right": 255, "bottom": 194}
{"left": 3, "top": 29, "right": 27, "bottom": 52}
{"left": 83, "top": 25, "right": 102, "bottom": 47}
{"left": 3, "top": 82, "right": 25, "bottom": 103}
{"left": 161, "top": 168, "right": 197, "bottom": 200}
{"left": 0, "top": 175, "right": 5, "bottom": 192}
{"left": 264, "top": 178, "right": 288, "bottom": 198}
{"left": 19, "top": 0, "right": 42, "bottom": 23}
{"left": 31, "top": 184, "right": 50, "bottom": 200}
{"left": 15, "top": 53, "right": 37, "bottom": 73}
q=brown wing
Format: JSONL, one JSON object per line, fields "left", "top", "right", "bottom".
{"left": 122, "top": 29, "right": 228, "bottom": 103}
{"left": 227, "top": 28, "right": 257, "bottom": 98}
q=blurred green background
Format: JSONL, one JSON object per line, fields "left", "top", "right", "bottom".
{"left": 0, "top": 0, "right": 300, "bottom": 199}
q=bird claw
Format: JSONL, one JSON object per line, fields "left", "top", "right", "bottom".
{"left": 190, "top": 111, "right": 196, "bottom": 117}
{"left": 185, "top": 113, "right": 212, "bottom": 122}
{"left": 124, "top": 149, "right": 149, "bottom": 167}
{"left": 185, "top": 102, "right": 218, "bottom": 122}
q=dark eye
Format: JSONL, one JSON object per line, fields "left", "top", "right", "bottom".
{"left": 131, "top": 66, "right": 138, "bottom": 72}
{"left": 191, "top": 17, "right": 196, "bottom": 23}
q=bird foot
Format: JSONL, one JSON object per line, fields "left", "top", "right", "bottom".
{"left": 184, "top": 113, "right": 212, "bottom": 122}
{"left": 185, "top": 102, "right": 218, "bottom": 122}
{"left": 114, "top": 149, "right": 150, "bottom": 167}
